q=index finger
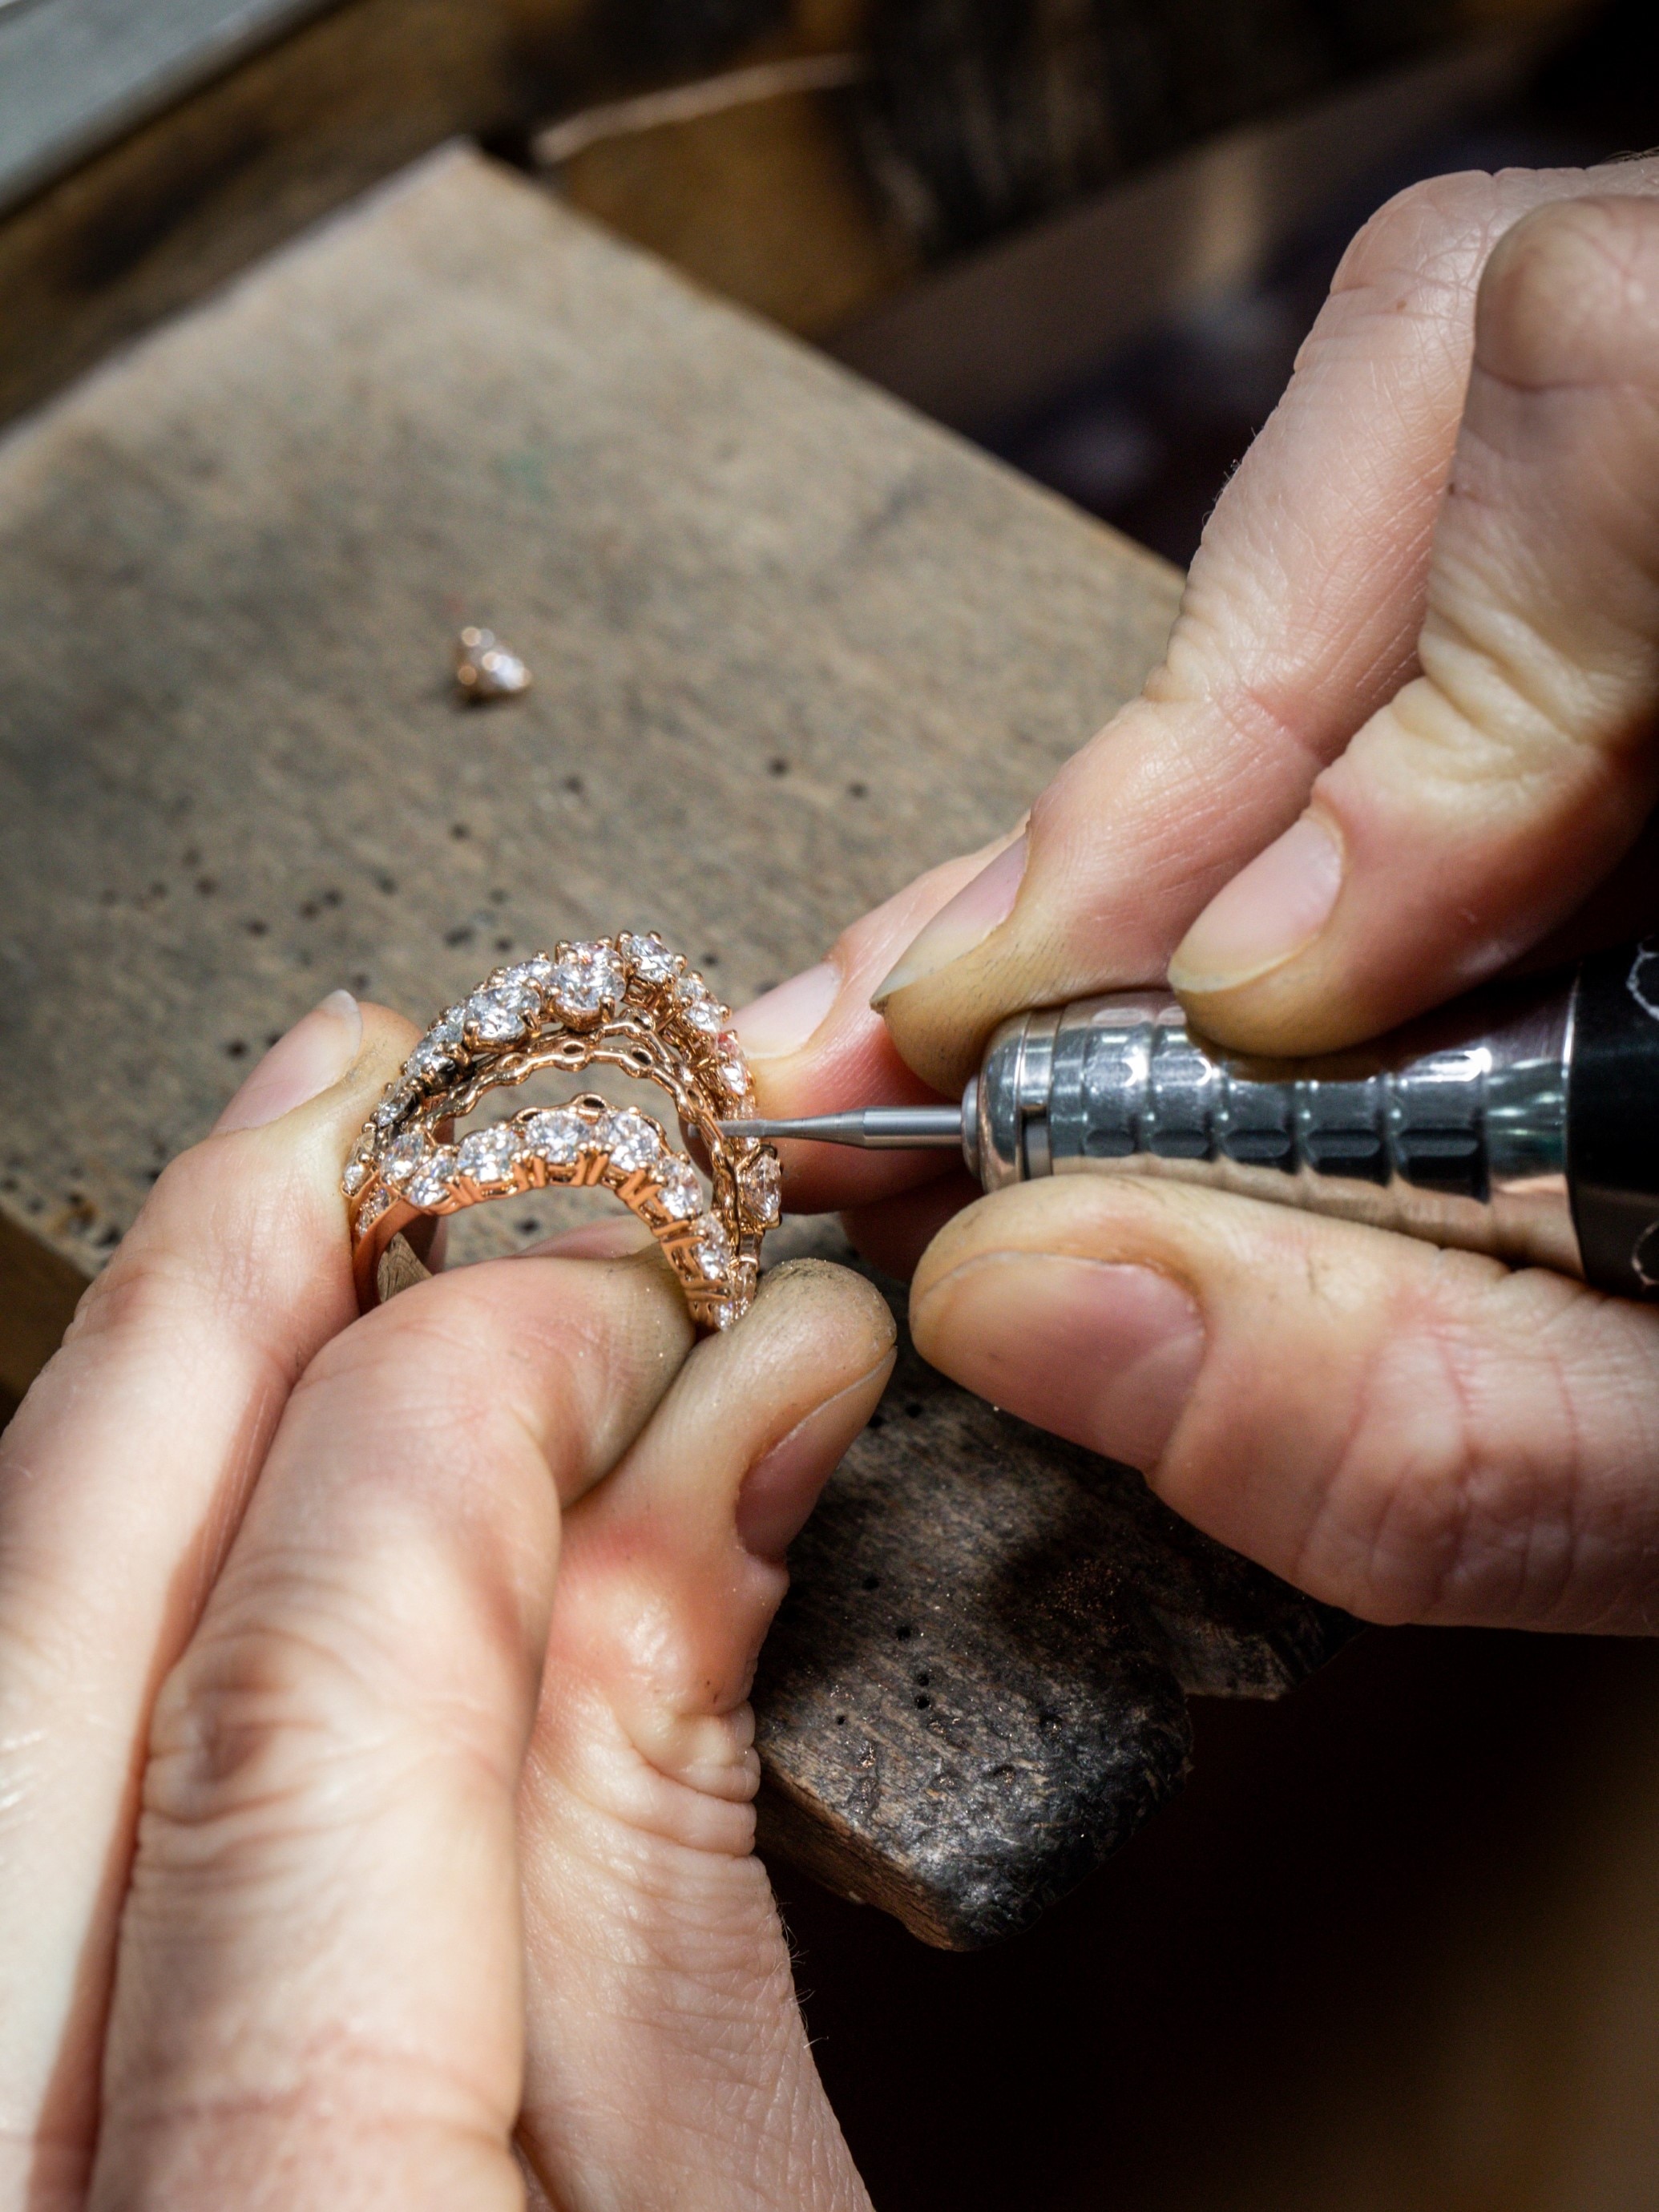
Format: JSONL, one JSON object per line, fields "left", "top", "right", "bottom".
{"left": 0, "top": 995, "right": 414, "bottom": 2205}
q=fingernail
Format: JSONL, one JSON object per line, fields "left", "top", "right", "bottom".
{"left": 1169, "top": 813, "right": 1343, "bottom": 994}
{"left": 737, "top": 1370, "right": 890, "bottom": 1560}
{"left": 874, "top": 834, "right": 1027, "bottom": 1006}
{"left": 215, "top": 991, "right": 361, "bottom": 1133}
{"left": 732, "top": 961, "right": 839, "bottom": 1061}
{"left": 914, "top": 1253, "right": 1203, "bottom": 1471}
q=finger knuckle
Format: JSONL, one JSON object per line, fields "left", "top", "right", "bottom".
{"left": 1314, "top": 1265, "right": 1659, "bottom": 1626}
{"left": 66, "top": 1144, "right": 325, "bottom": 1383}
{"left": 141, "top": 1595, "right": 506, "bottom": 1879}
{"left": 145, "top": 1613, "right": 386, "bottom": 1852}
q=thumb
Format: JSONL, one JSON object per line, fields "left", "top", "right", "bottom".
{"left": 1169, "top": 194, "right": 1659, "bottom": 1051}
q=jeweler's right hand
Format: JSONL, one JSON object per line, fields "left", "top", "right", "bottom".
{"left": 735, "top": 167, "right": 1659, "bottom": 1636}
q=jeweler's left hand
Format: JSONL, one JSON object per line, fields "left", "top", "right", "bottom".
{"left": 0, "top": 996, "right": 890, "bottom": 2211}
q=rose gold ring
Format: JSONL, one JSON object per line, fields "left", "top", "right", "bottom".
{"left": 343, "top": 933, "right": 780, "bottom": 1329}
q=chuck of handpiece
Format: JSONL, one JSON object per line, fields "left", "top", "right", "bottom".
{"left": 975, "top": 942, "right": 1659, "bottom": 1299}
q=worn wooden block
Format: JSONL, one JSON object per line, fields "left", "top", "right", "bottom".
{"left": 754, "top": 1243, "right": 1351, "bottom": 1948}
{"left": 0, "top": 147, "right": 1343, "bottom": 1936}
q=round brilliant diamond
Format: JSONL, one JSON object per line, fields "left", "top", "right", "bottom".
{"left": 466, "top": 983, "right": 537, "bottom": 1045}
{"left": 620, "top": 932, "right": 679, "bottom": 984}
{"left": 549, "top": 942, "right": 626, "bottom": 1021}
{"left": 406, "top": 1037, "right": 458, "bottom": 1083}
{"left": 715, "top": 1034, "right": 750, "bottom": 1097}
{"left": 406, "top": 1149, "right": 458, "bottom": 1209}
{"left": 604, "top": 1108, "right": 662, "bottom": 1173}
{"left": 692, "top": 1213, "right": 731, "bottom": 1279}
{"left": 458, "top": 1125, "right": 519, "bottom": 1186}
{"left": 521, "top": 1108, "right": 585, "bottom": 1165}
{"left": 381, "top": 1130, "right": 430, "bottom": 1187}
{"left": 674, "top": 975, "right": 725, "bottom": 1035}
{"left": 508, "top": 954, "right": 556, "bottom": 987}
{"left": 657, "top": 1161, "right": 703, "bottom": 1219}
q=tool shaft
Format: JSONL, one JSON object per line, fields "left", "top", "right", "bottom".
{"left": 725, "top": 1105, "right": 964, "bottom": 1148}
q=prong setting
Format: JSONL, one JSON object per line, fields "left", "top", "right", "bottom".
{"left": 345, "top": 933, "right": 777, "bottom": 1328}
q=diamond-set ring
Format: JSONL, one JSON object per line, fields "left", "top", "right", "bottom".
{"left": 344, "top": 933, "right": 781, "bottom": 1329}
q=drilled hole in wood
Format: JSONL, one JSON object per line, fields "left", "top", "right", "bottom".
{"left": 225, "top": 1039, "right": 248, "bottom": 1058}
{"left": 450, "top": 822, "right": 470, "bottom": 839}
{"left": 861, "top": 1573, "right": 880, "bottom": 1591}
{"left": 894, "top": 1623, "right": 913, "bottom": 1641}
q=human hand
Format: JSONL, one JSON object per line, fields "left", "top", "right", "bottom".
{"left": 734, "top": 169, "right": 1659, "bottom": 1634}
{"left": 1, "top": 995, "right": 890, "bottom": 2210}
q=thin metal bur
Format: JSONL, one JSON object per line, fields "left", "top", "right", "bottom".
{"left": 716, "top": 1105, "right": 965, "bottom": 1148}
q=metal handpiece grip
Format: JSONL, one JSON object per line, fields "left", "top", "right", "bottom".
{"left": 975, "top": 985, "right": 1583, "bottom": 1278}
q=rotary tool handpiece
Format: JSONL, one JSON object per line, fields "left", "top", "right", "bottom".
{"left": 725, "top": 939, "right": 1659, "bottom": 1302}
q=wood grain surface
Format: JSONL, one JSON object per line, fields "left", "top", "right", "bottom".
{"left": 0, "top": 147, "right": 1348, "bottom": 1936}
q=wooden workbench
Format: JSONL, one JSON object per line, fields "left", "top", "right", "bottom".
{"left": 0, "top": 147, "right": 1350, "bottom": 1944}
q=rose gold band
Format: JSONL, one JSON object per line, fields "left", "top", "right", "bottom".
{"left": 344, "top": 934, "right": 780, "bottom": 1329}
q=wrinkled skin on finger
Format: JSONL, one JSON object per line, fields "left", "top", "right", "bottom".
{"left": 909, "top": 1177, "right": 1659, "bottom": 1635}
{"left": 0, "top": 996, "right": 418, "bottom": 2211}
{"left": 1171, "top": 194, "right": 1659, "bottom": 1050}
{"left": 515, "top": 1258, "right": 894, "bottom": 2212}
